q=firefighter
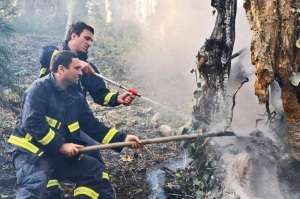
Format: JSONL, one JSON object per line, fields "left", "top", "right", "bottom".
{"left": 6, "top": 51, "right": 142, "bottom": 199}
{"left": 38, "top": 21, "right": 137, "bottom": 198}
{"left": 38, "top": 21, "right": 135, "bottom": 106}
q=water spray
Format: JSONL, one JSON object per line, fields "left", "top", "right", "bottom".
{"left": 88, "top": 68, "right": 182, "bottom": 116}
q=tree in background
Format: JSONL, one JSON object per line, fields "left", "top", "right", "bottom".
{"left": 64, "top": 0, "right": 88, "bottom": 38}
{"left": 0, "top": 0, "right": 19, "bottom": 112}
{"left": 193, "top": 0, "right": 237, "bottom": 131}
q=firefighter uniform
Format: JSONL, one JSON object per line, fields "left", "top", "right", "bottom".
{"left": 6, "top": 73, "right": 126, "bottom": 199}
{"left": 38, "top": 41, "right": 120, "bottom": 107}
{"left": 45, "top": 132, "right": 115, "bottom": 199}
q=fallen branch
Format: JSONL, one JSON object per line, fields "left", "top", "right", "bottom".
{"left": 230, "top": 47, "right": 247, "bottom": 60}
{"left": 161, "top": 166, "right": 176, "bottom": 177}
{"left": 78, "top": 131, "right": 236, "bottom": 153}
{"left": 223, "top": 78, "right": 249, "bottom": 131}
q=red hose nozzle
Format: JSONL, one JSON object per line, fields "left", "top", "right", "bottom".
{"left": 128, "top": 88, "right": 140, "bottom": 96}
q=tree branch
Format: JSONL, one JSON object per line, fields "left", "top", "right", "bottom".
{"left": 223, "top": 78, "right": 249, "bottom": 131}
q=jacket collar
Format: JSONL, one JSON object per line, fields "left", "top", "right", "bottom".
{"left": 62, "top": 40, "right": 88, "bottom": 61}
{"left": 49, "top": 73, "right": 83, "bottom": 99}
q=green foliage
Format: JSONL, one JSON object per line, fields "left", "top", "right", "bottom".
{"left": 0, "top": 0, "right": 16, "bottom": 65}
{"left": 188, "top": 143, "right": 196, "bottom": 157}
{"left": 0, "top": 0, "right": 17, "bottom": 62}
{"left": 174, "top": 169, "right": 210, "bottom": 199}
{"left": 0, "top": 0, "right": 20, "bottom": 111}
{"left": 10, "top": 16, "right": 65, "bottom": 35}
{"left": 196, "top": 190, "right": 205, "bottom": 199}
{"left": 88, "top": 21, "right": 143, "bottom": 90}
{"left": 175, "top": 173, "right": 181, "bottom": 178}
{"left": 93, "top": 22, "right": 142, "bottom": 56}
{"left": 0, "top": 0, "right": 17, "bottom": 38}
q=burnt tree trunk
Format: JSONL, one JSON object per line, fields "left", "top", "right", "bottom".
{"left": 244, "top": 0, "right": 300, "bottom": 160}
{"left": 194, "top": 0, "right": 237, "bottom": 130}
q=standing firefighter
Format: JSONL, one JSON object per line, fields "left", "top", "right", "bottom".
{"left": 39, "top": 21, "right": 135, "bottom": 106}
{"left": 6, "top": 51, "right": 142, "bottom": 199}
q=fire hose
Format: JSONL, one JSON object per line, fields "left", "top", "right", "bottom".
{"left": 88, "top": 68, "right": 183, "bottom": 115}
{"left": 78, "top": 131, "right": 236, "bottom": 153}
{"left": 88, "top": 68, "right": 140, "bottom": 97}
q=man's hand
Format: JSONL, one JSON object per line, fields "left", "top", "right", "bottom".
{"left": 59, "top": 143, "right": 84, "bottom": 157}
{"left": 124, "top": 135, "right": 143, "bottom": 148}
{"left": 117, "top": 92, "right": 136, "bottom": 105}
{"left": 79, "top": 60, "right": 95, "bottom": 74}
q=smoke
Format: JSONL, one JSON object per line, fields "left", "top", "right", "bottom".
{"left": 146, "top": 151, "right": 192, "bottom": 199}
{"left": 147, "top": 169, "right": 166, "bottom": 199}
{"left": 128, "top": 0, "right": 216, "bottom": 113}
{"left": 127, "top": 0, "right": 271, "bottom": 136}
{"left": 225, "top": 2, "right": 285, "bottom": 138}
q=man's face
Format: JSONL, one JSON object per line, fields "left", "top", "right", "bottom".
{"left": 64, "top": 58, "right": 83, "bottom": 86}
{"left": 72, "top": 29, "right": 94, "bottom": 54}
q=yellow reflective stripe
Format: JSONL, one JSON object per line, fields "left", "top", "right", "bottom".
{"left": 103, "top": 92, "right": 115, "bottom": 105}
{"left": 47, "top": 179, "right": 61, "bottom": 188}
{"left": 25, "top": 133, "right": 33, "bottom": 141}
{"left": 68, "top": 122, "right": 79, "bottom": 133}
{"left": 46, "top": 116, "right": 57, "bottom": 128}
{"left": 38, "top": 128, "right": 55, "bottom": 145}
{"left": 8, "top": 135, "right": 39, "bottom": 154}
{"left": 80, "top": 82, "right": 84, "bottom": 91}
{"left": 103, "top": 172, "right": 109, "bottom": 179}
{"left": 78, "top": 154, "right": 84, "bottom": 160}
{"left": 102, "top": 128, "right": 118, "bottom": 144}
{"left": 39, "top": 68, "right": 47, "bottom": 76}
{"left": 51, "top": 49, "right": 58, "bottom": 58}
{"left": 74, "top": 187, "right": 99, "bottom": 199}
{"left": 57, "top": 122, "right": 61, "bottom": 129}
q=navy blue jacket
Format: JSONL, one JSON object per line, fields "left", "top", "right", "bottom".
{"left": 7, "top": 74, "right": 126, "bottom": 158}
{"left": 38, "top": 41, "right": 119, "bottom": 106}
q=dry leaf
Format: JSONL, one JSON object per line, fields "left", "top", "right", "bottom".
{"left": 121, "top": 156, "right": 134, "bottom": 162}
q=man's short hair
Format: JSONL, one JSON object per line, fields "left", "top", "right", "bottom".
{"left": 50, "top": 50, "right": 78, "bottom": 73}
{"left": 66, "top": 21, "right": 94, "bottom": 41}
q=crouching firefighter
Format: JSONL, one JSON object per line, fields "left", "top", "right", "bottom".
{"left": 5, "top": 50, "right": 142, "bottom": 199}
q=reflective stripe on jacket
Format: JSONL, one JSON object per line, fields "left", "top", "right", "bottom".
{"left": 7, "top": 74, "right": 126, "bottom": 157}
{"left": 38, "top": 42, "right": 119, "bottom": 107}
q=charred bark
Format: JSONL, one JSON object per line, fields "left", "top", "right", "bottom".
{"left": 194, "top": 0, "right": 237, "bottom": 129}
{"left": 244, "top": 0, "right": 300, "bottom": 159}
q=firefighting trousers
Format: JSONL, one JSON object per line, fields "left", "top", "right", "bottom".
{"left": 46, "top": 132, "right": 115, "bottom": 199}
{"left": 12, "top": 149, "right": 106, "bottom": 199}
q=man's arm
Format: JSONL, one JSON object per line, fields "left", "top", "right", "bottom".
{"left": 22, "top": 85, "right": 65, "bottom": 152}
{"left": 83, "top": 63, "right": 121, "bottom": 106}
{"left": 38, "top": 45, "right": 60, "bottom": 78}
{"left": 78, "top": 98, "right": 141, "bottom": 151}
{"left": 85, "top": 63, "right": 135, "bottom": 106}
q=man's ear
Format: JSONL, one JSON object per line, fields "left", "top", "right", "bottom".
{"left": 58, "top": 65, "right": 66, "bottom": 74}
{"left": 71, "top": 32, "right": 77, "bottom": 40}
